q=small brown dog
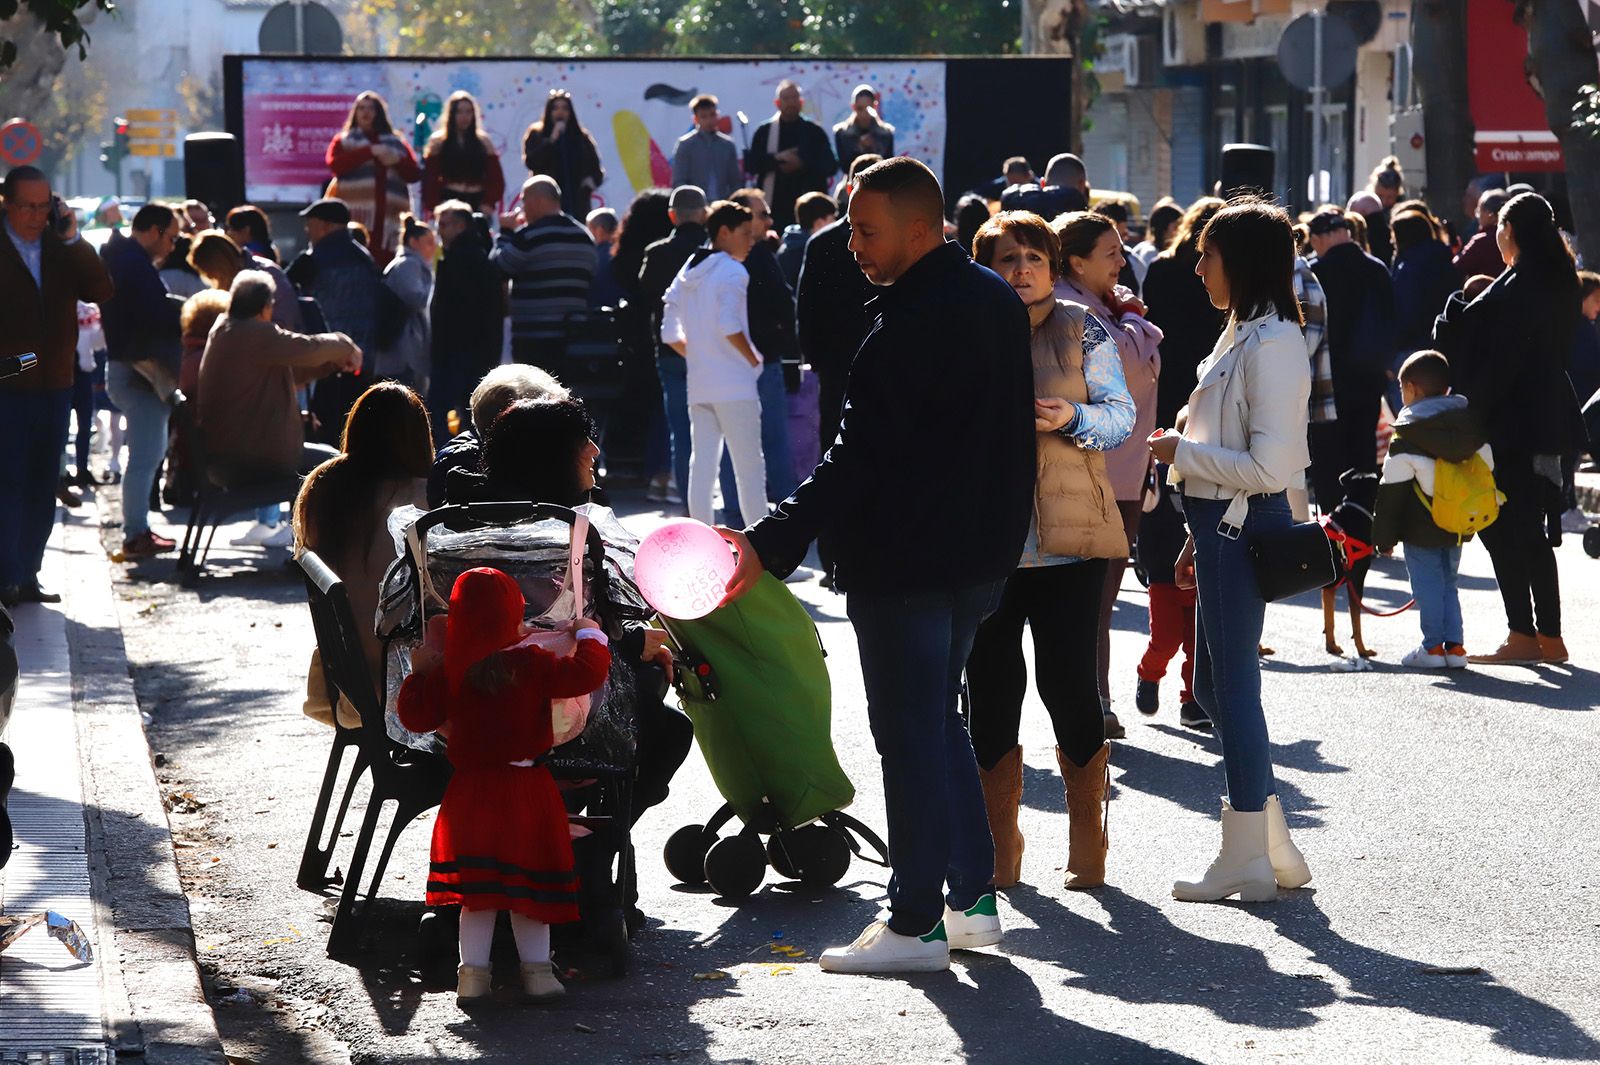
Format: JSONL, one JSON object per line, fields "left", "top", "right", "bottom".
{"left": 1321, "top": 470, "right": 1381, "bottom": 658}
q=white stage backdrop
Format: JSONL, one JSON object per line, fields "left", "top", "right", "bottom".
{"left": 239, "top": 58, "right": 948, "bottom": 208}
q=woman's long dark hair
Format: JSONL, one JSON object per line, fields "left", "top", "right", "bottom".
{"left": 224, "top": 205, "right": 277, "bottom": 263}
{"left": 533, "top": 90, "right": 586, "bottom": 140}
{"left": 343, "top": 91, "right": 395, "bottom": 138}
{"left": 481, "top": 398, "right": 597, "bottom": 506}
{"left": 1199, "top": 198, "right": 1304, "bottom": 326}
{"left": 612, "top": 188, "right": 672, "bottom": 292}
{"left": 1160, "top": 196, "right": 1225, "bottom": 271}
{"left": 427, "top": 91, "right": 489, "bottom": 174}
{"left": 293, "top": 382, "right": 433, "bottom": 563}
{"left": 1500, "top": 192, "right": 1577, "bottom": 293}
{"left": 953, "top": 193, "right": 991, "bottom": 255}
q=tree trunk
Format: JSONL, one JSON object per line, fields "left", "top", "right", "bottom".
{"left": 1023, "top": 0, "right": 1089, "bottom": 156}
{"left": 0, "top": 13, "right": 71, "bottom": 131}
{"left": 1521, "top": 0, "right": 1600, "bottom": 265}
{"left": 1412, "top": 0, "right": 1477, "bottom": 235}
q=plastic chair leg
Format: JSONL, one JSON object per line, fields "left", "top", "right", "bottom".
{"left": 326, "top": 794, "right": 386, "bottom": 957}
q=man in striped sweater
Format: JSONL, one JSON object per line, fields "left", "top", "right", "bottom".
{"left": 493, "top": 175, "right": 597, "bottom": 369}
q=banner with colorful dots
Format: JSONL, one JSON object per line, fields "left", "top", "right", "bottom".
{"left": 236, "top": 57, "right": 947, "bottom": 209}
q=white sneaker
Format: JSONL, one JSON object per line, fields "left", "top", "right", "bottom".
{"left": 230, "top": 521, "right": 278, "bottom": 546}
{"left": 818, "top": 919, "right": 950, "bottom": 974}
{"left": 943, "top": 893, "right": 1002, "bottom": 950}
{"left": 1560, "top": 507, "right": 1593, "bottom": 534}
{"left": 1401, "top": 644, "right": 1448, "bottom": 669}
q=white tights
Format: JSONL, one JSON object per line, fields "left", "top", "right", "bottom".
{"left": 457, "top": 909, "right": 551, "bottom": 968}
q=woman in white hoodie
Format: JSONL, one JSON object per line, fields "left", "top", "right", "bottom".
{"left": 660, "top": 200, "right": 767, "bottom": 526}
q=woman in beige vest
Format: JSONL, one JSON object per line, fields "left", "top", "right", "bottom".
{"left": 965, "top": 212, "right": 1135, "bottom": 891}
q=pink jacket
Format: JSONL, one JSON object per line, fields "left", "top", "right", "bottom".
{"left": 1055, "top": 277, "right": 1162, "bottom": 500}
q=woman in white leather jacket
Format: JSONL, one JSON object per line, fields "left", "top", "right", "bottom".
{"left": 1146, "top": 199, "right": 1314, "bottom": 904}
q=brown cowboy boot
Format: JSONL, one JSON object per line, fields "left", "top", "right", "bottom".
{"left": 978, "top": 745, "right": 1025, "bottom": 887}
{"left": 1058, "top": 743, "right": 1110, "bottom": 890}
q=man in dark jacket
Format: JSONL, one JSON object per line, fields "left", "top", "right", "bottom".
{"left": 101, "top": 202, "right": 182, "bottom": 558}
{"left": 429, "top": 202, "right": 504, "bottom": 445}
{"left": 638, "top": 185, "right": 709, "bottom": 504}
{"left": 730, "top": 188, "right": 798, "bottom": 512}
{"left": 1309, "top": 207, "right": 1396, "bottom": 505}
{"left": 0, "top": 166, "right": 114, "bottom": 603}
{"left": 1000, "top": 153, "right": 1090, "bottom": 219}
{"left": 745, "top": 80, "right": 838, "bottom": 231}
{"left": 294, "top": 197, "right": 381, "bottom": 443}
{"left": 721, "top": 158, "right": 1036, "bottom": 974}
{"left": 776, "top": 190, "right": 836, "bottom": 288}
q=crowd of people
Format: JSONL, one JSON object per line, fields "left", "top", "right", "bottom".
{"left": 3, "top": 77, "right": 1596, "bottom": 991}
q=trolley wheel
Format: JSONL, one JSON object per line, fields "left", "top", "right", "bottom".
{"left": 1584, "top": 526, "right": 1600, "bottom": 559}
{"left": 664, "top": 824, "right": 713, "bottom": 885}
{"left": 766, "top": 831, "right": 801, "bottom": 880}
{"left": 796, "top": 824, "right": 853, "bottom": 886}
{"left": 703, "top": 832, "right": 766, "bottom": 899}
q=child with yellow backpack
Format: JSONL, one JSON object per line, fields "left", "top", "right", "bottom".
{"left": 1373, "top": 350, "right": 1502, "bottom": 669}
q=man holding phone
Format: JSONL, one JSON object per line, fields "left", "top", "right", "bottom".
{"left": 0, "top": 166, "right": 114, "bottom": 607}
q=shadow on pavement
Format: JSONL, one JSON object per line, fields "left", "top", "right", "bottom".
{"left": 1255, "top": 897, "right": 1600, "bottom": 1060}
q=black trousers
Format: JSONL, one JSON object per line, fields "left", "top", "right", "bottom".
{"left": 1333, "top": 382, "right": 1381, "bottom": 476}
{"left": 1477, "top": 453, "right": 1562, "bottom": 638}
{"left": 965, "top": 559, "right": 1109, "bottom": 770}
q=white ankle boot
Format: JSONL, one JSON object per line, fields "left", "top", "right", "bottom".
{"left": 1265, "top": 795, "right": 1312, "bottom": 889}
{"left": 456, "top": 963, "right": 492, "bottom": 1007}
{"left": 1172, "top": 801, "right": 1278, "bottom": 903}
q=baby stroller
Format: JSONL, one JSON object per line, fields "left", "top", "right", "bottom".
{"left": 378, "top": 501, "right": 651, "bottom": 975}
{"left": 658, "top": 573, "right": 887, "bottom": 899}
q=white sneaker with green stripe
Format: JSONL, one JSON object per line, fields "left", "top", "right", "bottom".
{"left": 943, "top": 892, "right": 1003, "bottom": 949}
{"left": 818, "top": 919, "right": 951, "bottom": 973}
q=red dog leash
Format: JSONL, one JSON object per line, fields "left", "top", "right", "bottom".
{"left": 1322, "top": 520, "right": 1417, "bottom": 617}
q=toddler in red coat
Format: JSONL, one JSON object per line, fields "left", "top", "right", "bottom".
{"left": 398, "top": 566, "right": 611, "bottom": 1007}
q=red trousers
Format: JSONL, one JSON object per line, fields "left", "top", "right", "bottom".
{"left": 1139, "top": 581, "right": 1195, "bottom": 704}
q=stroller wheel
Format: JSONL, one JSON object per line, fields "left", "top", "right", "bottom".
{"left": 768, "top": 824, "right": 851, "bottom": 886}
{"left": 1584, "top": 526, "right": 1600, "bottom": 559}
{"left": 703, "top": 832, "right": 766, "bottom": 899}
{"left": 664, "top": 824, "right": 713, "bottom": 885}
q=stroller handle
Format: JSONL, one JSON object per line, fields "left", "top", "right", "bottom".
{"left": 411, "top": 501, "right": 609, "bottom": 571}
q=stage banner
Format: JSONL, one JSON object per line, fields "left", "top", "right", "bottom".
{"left": 239, "top": 58, "right": 947, "bottom": 207}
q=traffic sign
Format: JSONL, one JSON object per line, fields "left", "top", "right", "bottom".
{"left": 0, "top": 118, "right": 42, "bottom": 167}
{"left": 129, "top": 143, "right": 176, "bottom": 158}
{"left": 127, "top": 125, "right": 174, "bottom": 141}
{"left": 1277, "top": 12, "right": 1359, "bottom": 92}
{"left": 125, "top": 109, "right": 177, "bottom": 124}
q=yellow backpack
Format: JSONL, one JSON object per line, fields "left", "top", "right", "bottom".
{"left": 1421, "top": 452, "right": 1503, "bottom": 537}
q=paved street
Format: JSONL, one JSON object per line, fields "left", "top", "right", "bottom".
{"left": 51, "top": 489, "right": 1600, "bottom": 1063}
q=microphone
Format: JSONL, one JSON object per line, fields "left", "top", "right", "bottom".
{"left": 0, "top": 353, "right": 37, "bottom": 381}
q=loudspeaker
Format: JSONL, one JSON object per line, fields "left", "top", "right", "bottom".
{"left": 1220, "top": 143, "right": 1275, "bottom": 199}
{"left": 184, "top": 132, "right": 244, "bottom": 218}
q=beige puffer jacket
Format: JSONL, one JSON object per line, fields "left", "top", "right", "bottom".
{"left": 1033, "top": 302, "right": 1130, "bottom": 560}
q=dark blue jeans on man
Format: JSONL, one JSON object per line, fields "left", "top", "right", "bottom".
{"left": 846, "top": 578, "right": 1004, "bottom": 936}
{"left": 0, "top": 388, "right": 73, "bottom": 588}
{"left": 1184, "top": 492, "right": 1290, "bottom": 813}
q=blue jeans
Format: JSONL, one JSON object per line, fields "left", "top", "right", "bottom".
{"left": 1404, "top": 543, "right": 1464, "bottom": 648}
{"left": 1184, "top": 492, "right": 1290, "bottom": 813}
{"left": 0, "top": 387, "right": 72, "bottom": 586}
{"left": 846, "top": 579, "right": 1005, "bottom": 936}
{"left": 663, "top": 352, "right": 744, "bottom": 521}
{"left": 104, "top": 360, "right": 172, "bottom": 539}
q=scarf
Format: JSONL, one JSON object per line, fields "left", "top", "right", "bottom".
{"left": 762, "top": 113, "right": 784, "bottom": 204}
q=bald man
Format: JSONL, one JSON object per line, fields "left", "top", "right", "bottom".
{"left": 720, "top": 158, "right": 1036, "bottom": 974}
{"left": 492, "top": 175, "right": 597, "bottom": 368}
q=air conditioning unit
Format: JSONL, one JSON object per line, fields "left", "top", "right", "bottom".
{"left": 1102, "top": 33, "right": 1138, "bottom": 81}
{"left": 1163, "top": 0, "right": 1207, "bottom": 67}
{"left": 1128, "top": 34, "right": 1161, "bottom": 86}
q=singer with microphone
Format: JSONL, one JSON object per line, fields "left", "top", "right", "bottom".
{"left": 1, "top": 166, "right": 115, "bottom": 608}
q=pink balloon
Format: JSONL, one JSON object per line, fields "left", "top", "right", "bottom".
{"left": 633, "top": 518, "right": 737, "bottom": 620}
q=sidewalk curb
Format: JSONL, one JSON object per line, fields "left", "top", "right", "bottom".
{"left": 61, "top": 509, "right": 227, "bottom": 1065}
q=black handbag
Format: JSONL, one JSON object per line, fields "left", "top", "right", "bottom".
{"left": 1247, "top": 521, "right": 1345, "bottom": 602}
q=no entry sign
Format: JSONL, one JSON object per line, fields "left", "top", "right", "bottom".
{"left": 0, "top": 119, "right": 42, "bottom": 167}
